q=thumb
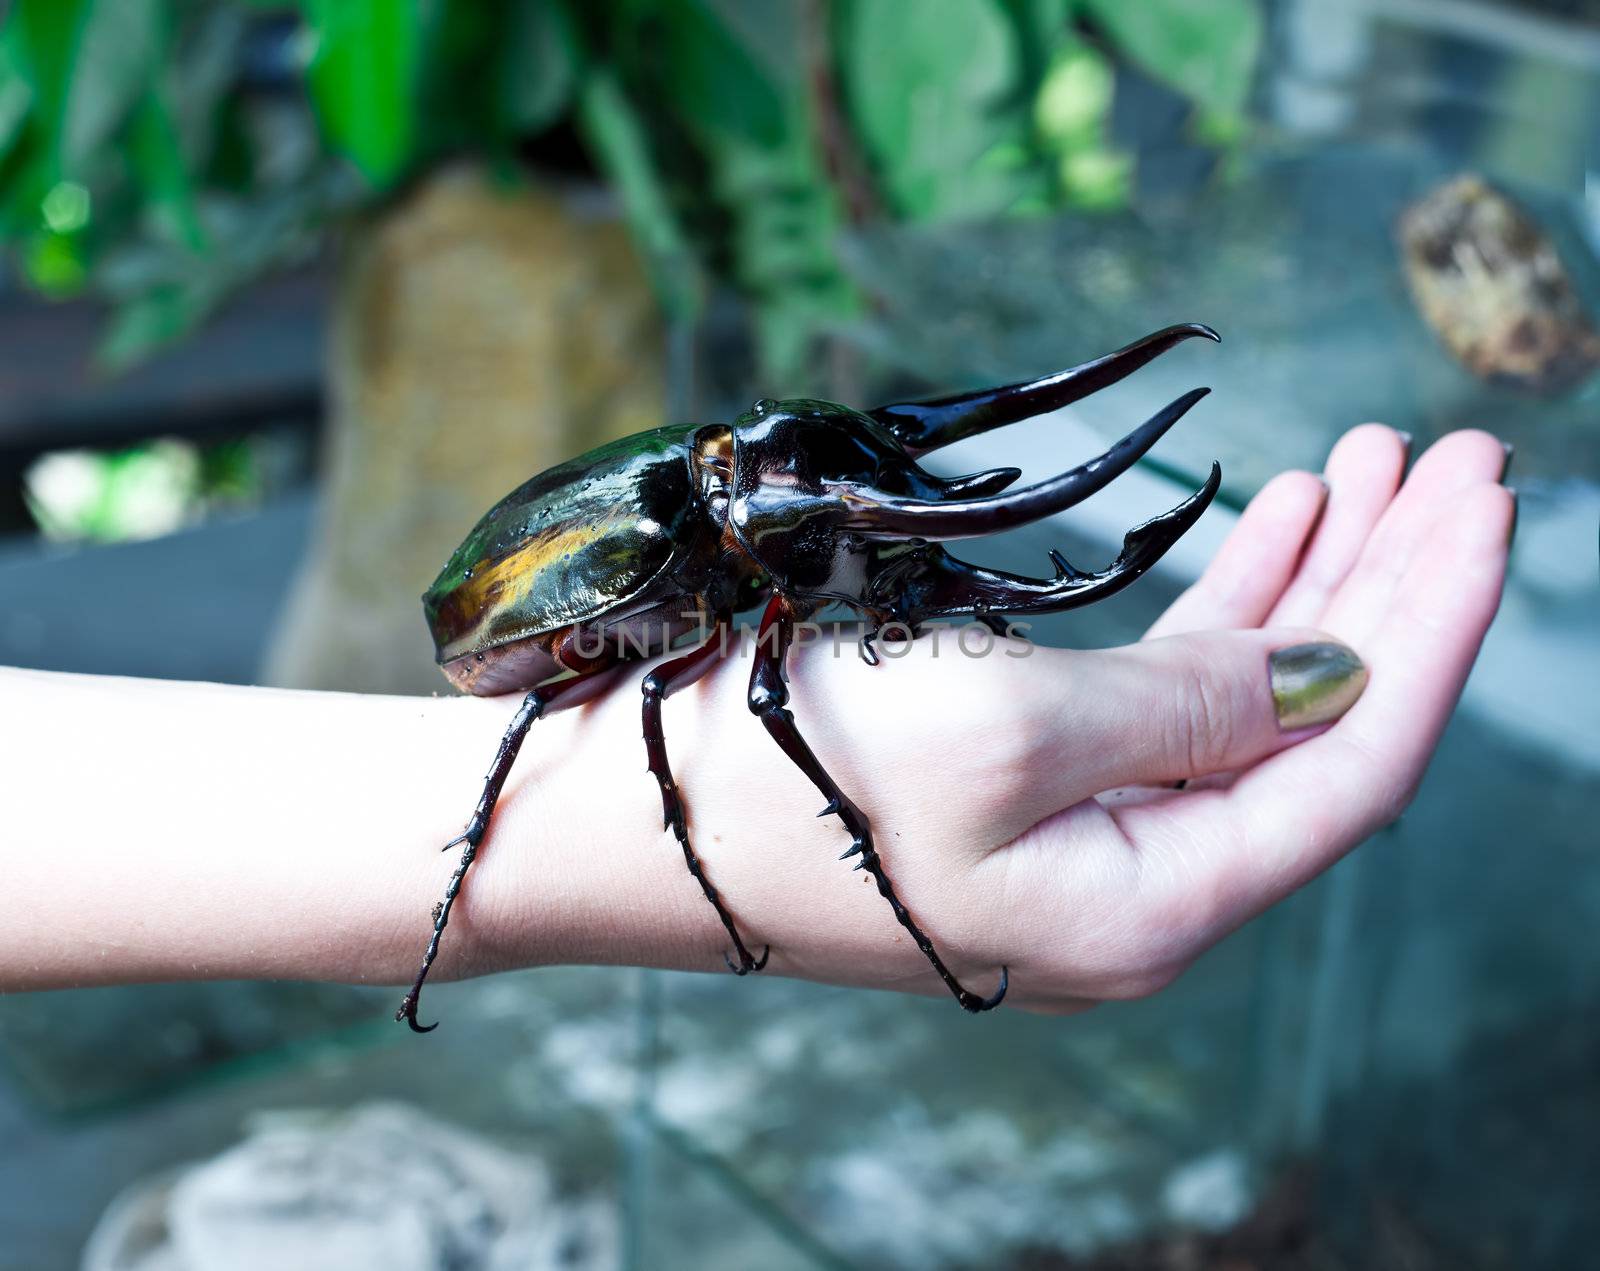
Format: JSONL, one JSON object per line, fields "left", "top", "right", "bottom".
{"left": 1029, "top": 629, "right": 1368, "bottom": 806}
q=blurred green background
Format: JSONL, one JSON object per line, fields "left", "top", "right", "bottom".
{"left": 0, "top": 0, "right": 1257, "bottom": 544}
{"left": 2, "top": 2, "right": 1599, "bottom": 1269}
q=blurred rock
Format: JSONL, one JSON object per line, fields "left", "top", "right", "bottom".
{"left": 266, "top": 168, "right": 665, "bottom": 694}
{"left": 1161, "top": 1151, "right": 1253, "bottom": 1233}
{"left": 82, "top": 1102, "right": 616, "bottom": 1271}
{"left": 1398, "top": 174, "right": 1600, "bottom": 395}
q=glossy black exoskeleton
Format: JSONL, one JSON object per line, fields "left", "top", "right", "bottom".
{"left": 399, "top": 324, "right": 1223, "bottom": 1030}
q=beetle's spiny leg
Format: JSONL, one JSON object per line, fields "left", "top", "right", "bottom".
{"left": 398, "top": 687, "right": 547, "bottom": 1034}
{"left": 749, "top": 595, "right": 1007, "bottom": 1014}
{"left": 890, "top": 465, "right": 1222, "bottom": 627}
{"left": 641, "top": 614, "right": 769, "bottom": 977}
{"left": 398, "top": 647, "right": 618, "bottom": 1035}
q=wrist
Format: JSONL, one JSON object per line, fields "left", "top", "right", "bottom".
{"left": 449, "top": 649, "right": 990, "bottom": 1001}
{"left": 430, "top": 686, "right": 716, "bottom": 983}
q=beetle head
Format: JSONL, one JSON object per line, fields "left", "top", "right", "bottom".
{"left": 727, "top": 397, "right": 1020, "bottom": 594}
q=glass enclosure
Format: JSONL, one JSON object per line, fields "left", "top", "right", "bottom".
{"left": 2, "top": 1, "right": 1597, "bottom": 1267}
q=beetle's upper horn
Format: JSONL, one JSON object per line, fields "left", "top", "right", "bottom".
{"left": 868, "top": 323, "right": 1219, "bottom": 456}
{"left": 841, "top": 387, "right": 1211, "bottom": 541}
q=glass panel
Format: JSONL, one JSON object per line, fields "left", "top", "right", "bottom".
{"left": 638, "top": 3, "right": 1600, "bottom": 1264}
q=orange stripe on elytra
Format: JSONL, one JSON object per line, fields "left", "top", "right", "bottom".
{"left": 432, "top": 516, "right": 624, "bottom": 645}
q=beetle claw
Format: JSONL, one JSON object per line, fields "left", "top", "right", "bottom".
{"left": 722, "top": 944, "right": 771, "bottom": 976}
{"left": 396, "top": 994, "right": 439, "bottom": 1034}
{"left": 956, "top": 966, "right": 1009, "bottom": 1013}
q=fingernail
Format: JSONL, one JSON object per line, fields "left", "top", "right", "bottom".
{"left": 1506, "top": 487, "right": 1519, "bottom": 550}
{"left": 1396, "top": 431, "right": 1414, "bottom": 465}
{"left": 1270, "top": 642, "right": 1368, "bottom": 731}
{"left": 1499, "top": 442, "right": 1515, "bottom": 483}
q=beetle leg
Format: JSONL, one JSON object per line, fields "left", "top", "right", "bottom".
{"left": 641, "top": 612, "right": 769, "bottom": 976}
{"left": 397, "top": 651, "right": 613, "bottom": 1034}
{"left": 890, "top": 464, "right": 1221, "bottom": 625}
{"left": 748, "top": 594, "right": 1007, "bottom": 1013}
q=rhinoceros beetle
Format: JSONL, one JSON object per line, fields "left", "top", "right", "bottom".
{"left": 398, "top": 324, "right": 1222, "bottom": 1031}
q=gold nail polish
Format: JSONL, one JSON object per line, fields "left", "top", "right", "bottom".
{"left": 1270, "top": 642, "right": 1368, "bottom": 730}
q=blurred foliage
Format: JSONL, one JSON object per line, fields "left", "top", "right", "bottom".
{"left": 23, "top": 436, "right": 266, "bottom": 541}
{"left": 0, "top": 0, "right": 1259, "bottom": 377}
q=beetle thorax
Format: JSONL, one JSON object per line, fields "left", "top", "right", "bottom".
{"left": 726, "top": 400, "right": 916, "bottom": 608}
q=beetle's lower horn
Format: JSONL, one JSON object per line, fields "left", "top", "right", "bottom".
{"left": 844, "top": 387, "right": 1211, "bottom": 541}
{"left": 869, "top": 323, "right": 1219, "bottom": 456}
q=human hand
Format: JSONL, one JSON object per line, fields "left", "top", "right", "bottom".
{"left": 480, "top": 425, "right": 1512, "bottom": 1012}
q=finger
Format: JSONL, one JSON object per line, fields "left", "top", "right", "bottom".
{"left": 1316, "top": 429, "right": 1509, "bottom": 647}
{"left": 1144, "top": 470, "right": 1328, "bottom": 638}
{"left": 1009, "top": 628, "right": 1368, "bottom": 824}
{"left": 1120, "top": 482, "right": 1512, "bottom": 946}
{"left": 1267, "top": 424, "right": 1411, "bottom": 627}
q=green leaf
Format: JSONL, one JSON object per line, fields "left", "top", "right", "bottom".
{"left": 99, "top": 280, "right": 213, "bottom": 370}
{"left": 6, "top": 0, "right": 161, "bottom": 179}
{"left": 656, "top": 0, "right": 785, "bottom": 148}
{"left": 1033, "top": 37, "right": 1130, "bottom": 211}
{"left": 62, "top": 0, "right": 160, "bottom": 171}
{"left": 500, "top": 0, "right": 579, "bottom": 135}
{"left": 165, "top": 6, "right": 249, "bottom": 176}
{"left": 7, "top": 0, "right": 91, "bottom": 171}
{"left": 22, "top": 228, "right": 87, "bottom": 295}
{"left": 0, "top": 26, "right": 36, "bottom": 163}
{"left": 1036, "top": 37, "right": 1113, "bottom": 146}
{"left": 834, "top": 0, "right": 1045, "bottom": 220}
{"left": 998, "top": 0, "right": 1074, "bottom": 77}
{"left": 1078, "top": 0, "right": 1260, "bottom": 121}
{"left": 707, "top": 126, "right": 858, "bottom": 377}
{"left": 301, "top": 0, "right": 421, "bottom": 188}
{"left": 577, "top": 69, "right": 701, "bottom": 318}
{"left": 131, "top": 88, "right": 207, "bottom": 251}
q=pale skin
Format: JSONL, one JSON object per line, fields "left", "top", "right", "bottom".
{"left": 0, "top": 426, "right": 1512, "bottom": 1015}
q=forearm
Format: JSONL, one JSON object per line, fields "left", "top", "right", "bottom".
{"left": 0, "top": 666, "right": 697, "bottom": 991}
{"left": 0, "top": 655, "right": 1003, "bottom": 1000}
